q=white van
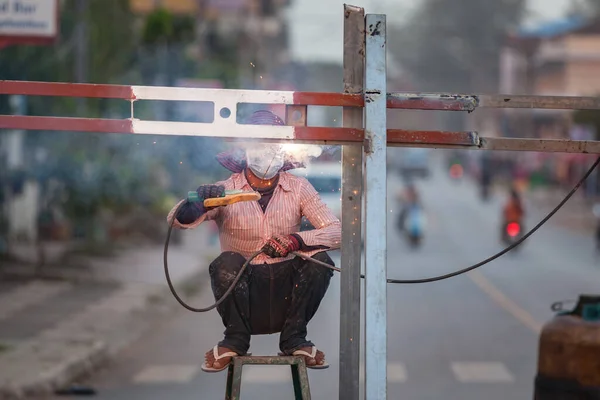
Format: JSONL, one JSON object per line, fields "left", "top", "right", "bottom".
{"left": 289, "top": 162, "right": 342, "bottom": 230}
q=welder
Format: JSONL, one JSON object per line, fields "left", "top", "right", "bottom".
{"left": 166, "top": 110, "right": 341, "bottom": 373}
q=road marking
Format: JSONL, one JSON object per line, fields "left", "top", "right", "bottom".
{"left": 241, "top": 365, "right": 292, "bottom": 383}
{"left": 0, "top": 281, "right": 71, "bottom": 321}
{"left": 451, "top": 362, "right": 514, "bottom": 383}
{"left": 132, "top": 365, "right": 199, "bottom": 384}
{"left": 387, "top": 362, "right": 407, "bottom": 382}
{"left": 468, "top": 270, "right": 542, "bottom": 334}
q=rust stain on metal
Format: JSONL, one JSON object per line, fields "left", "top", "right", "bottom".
{"left": 386, "top": 93, "right": 478, "bottom": 112}
{"left": 0, "top": 80, "right": 136, "bottom": 100}
{"left": 479, "top": 137, "right": 600, "bottom": 154}
{"left": 293, "top": 92, "right": 362, "bottom": 107}
{"left": 293, "top": 126, "right": 363, "bottom": 142}
{"left": 478, "top": 94, "right": 600, "bottom": 110}
{"left": 388, "top": 129, "right": 479, "bottom": 146}
{"left": 286, "top": 105, "right": 307, "bottom": 127}
{"left": 0, "top": 115, "right": 134, "bottom": 133}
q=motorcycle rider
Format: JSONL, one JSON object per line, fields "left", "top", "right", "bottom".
{"left": 502, "top": 186, "right": 525, "bottom": 242}
{"left": 397, "top": 182, "right": 424, "bottom": 239}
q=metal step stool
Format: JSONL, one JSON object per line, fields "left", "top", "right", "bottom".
{"left": 225, "top": 355, "right": 311, "bottom": 400}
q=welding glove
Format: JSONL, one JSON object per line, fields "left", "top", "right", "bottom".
{"left": 175, "top": 185, "right": 225, "bottom": 225}
{"left": 197, "top": 184, "right": 226, "bottom": 201}
{"left": 262, "top": 234, "right": 301, "bottom": 258}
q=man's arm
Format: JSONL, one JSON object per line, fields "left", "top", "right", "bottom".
{"left": 166, "top": 183, "right": 227, "bottom": 229}
{"left": 293, "top": 178, "right": 342, "bottom": 251}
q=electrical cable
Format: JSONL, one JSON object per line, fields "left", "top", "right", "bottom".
{"left": 163, "top": 156, "right": 600, "bottom": 311}
{"left": 163, "top": 218, "right": 261, "bottom": 312}
{"left": 387, "top": 155, "right": 600, "bottom": 284}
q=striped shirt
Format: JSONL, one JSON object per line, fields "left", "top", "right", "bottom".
{"left": 167, "top": 171, "right": 341, "bottom": 265}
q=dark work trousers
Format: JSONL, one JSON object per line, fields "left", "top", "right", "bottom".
{"left": 209, "top": 251, "right": 334, "bottom": 355}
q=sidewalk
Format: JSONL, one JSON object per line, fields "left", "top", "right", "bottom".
{"left": 0, "top": 225, "right": 220, "bottom": 399}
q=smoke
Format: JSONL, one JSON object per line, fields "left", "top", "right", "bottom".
{"left": 228, "top": 141, "right": 336, "bottom": 169}
{"left": 280, "top": 144, "right": 323, "bottom": 164}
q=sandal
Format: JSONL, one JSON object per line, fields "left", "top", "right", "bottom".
{"left": 201, "top": 346, "right": 250, "bottom": 373}
{"left": 279, "top": 347, "right": 329, "bottom": 370}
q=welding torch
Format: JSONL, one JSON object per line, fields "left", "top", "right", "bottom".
{"left": 187, "top": 189, "right": 262, "bottom": 208}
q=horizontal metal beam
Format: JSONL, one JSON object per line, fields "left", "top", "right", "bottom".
{"left": 388, "top": 134, "right": 600, "bottom": 154}
{"left": 388, "top": 129, "right": 479, "bottom": 146}
{"left": 387, "top": 93, "right": 478, "bottom": 111}
{"left": 479, "top": 137, "right": 600, "bottom": 153}
{"left": 3, "top": 81, "right": 600, "bottom": 111}
{"left": 2, "top": 114, "right": 600, "bottom": 154}
{"left": 0, "top": 80, "right": 361, "bottom": 107}
{"left": 387, "top": 92, "right": 600, "bottom": 111}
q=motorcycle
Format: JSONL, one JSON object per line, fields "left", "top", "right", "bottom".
{"left": 398, "top": 204, "right": 426, "bottom": 248}
{"left": 501, "top": 220, "right": 523, "bottom": 249}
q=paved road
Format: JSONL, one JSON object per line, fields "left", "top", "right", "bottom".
{"left": 62, "top": 156, "right": 600, "bottom": 400}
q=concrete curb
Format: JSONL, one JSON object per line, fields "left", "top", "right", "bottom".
{"left": 0, "top": 259, "right": 212, "bottom": 400}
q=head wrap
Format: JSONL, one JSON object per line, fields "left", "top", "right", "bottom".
{"left": 215, "top": 110, "right": 304, "bottom": 173}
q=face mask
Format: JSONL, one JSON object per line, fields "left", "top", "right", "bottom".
{"left": 246, "top": 146, "right": 285, "bottom": 180}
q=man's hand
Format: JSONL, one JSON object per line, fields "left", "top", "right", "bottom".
{"left": 262, "top": 234, "right": 301, "bottom": 258}
{"left": 197, "top": 185, "right": 226, "bottom": 201}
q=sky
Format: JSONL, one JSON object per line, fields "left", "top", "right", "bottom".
{"left": 285, "top": 0, "right": 572, "bottom": 64}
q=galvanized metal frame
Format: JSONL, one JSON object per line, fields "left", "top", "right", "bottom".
{"left": 3, "top": 5, "right": 600, "bottom": 400}
{"left": 363, "top": 14, "right": 388, "bottom": 400}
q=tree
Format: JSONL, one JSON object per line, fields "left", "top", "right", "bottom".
{"left": 0, "top": 1, "right": 164, "bottom": 251}
{"left": 391, "top": 0, "right": 526, "bottom": 92}
{"left": 388, "top": 0, "right": 526, "bottom": 130}
{"left": 0, "top": 0, "right": 138, "bottom": 117}
{"left": 1, "top": 1, "right": 236, "bottom": 255}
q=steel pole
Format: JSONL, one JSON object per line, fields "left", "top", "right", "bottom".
{"left": 340, "top": 5, "right": 365, "bottom": 400}
{"left": 363, "top": 13, "right": 387, "bottom": 400}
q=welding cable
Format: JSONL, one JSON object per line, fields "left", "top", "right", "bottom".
{"left": 163, "top": 214, "right": 262, "bottom": 312}
{"left": 164, "top": 156, "right": 600, "bottom": 311}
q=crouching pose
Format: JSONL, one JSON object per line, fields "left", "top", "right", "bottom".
{"left": 167, "top": 110, "right": 341, "bottom": 372}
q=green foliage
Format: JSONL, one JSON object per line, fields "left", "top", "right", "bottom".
{"left": 0, "top": 1, "right": 238, "bottom": 244}
{"left": 142, "top": 8, "right": 195, "bottom": 45}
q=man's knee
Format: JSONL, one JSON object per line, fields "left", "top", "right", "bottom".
{"left": 209, "top": 251, "right": 246, "bottom": 283}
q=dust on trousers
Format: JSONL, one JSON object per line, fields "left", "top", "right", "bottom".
{"left": 209, "top": 251, "right": 334, "bottom": 355}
